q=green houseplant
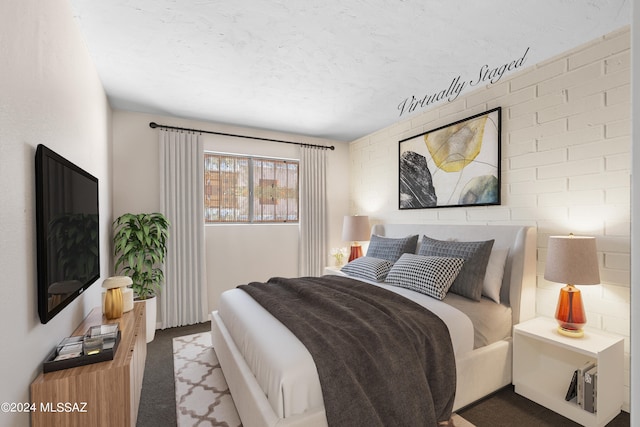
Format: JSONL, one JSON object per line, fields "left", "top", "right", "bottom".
{"left": 113, "top": 213, "right": 170, "bottom": 300}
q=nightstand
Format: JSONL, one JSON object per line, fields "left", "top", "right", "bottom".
{"left": 324, "top": 266, "right": 344, "bottom": 275}
{"left": 513, "top": 317, "right": 623, "bottom": 427}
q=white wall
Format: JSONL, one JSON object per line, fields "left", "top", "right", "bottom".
{"left": 112, "top": 111, "right": 350, "bottom": 314}
{"left": 630, "top": 2, "right": 639, "bottom": 424}
{"left": 348, "top": 27, "right": 633, "bottom": 411}
{"left": 0, "top": 1, "right": 112, "bottom": 425}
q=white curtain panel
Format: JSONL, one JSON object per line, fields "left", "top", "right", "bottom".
{"left": 159, "top": 130, "right": 208, "bottom": 328}
{"left": 299, "top": 146, "right": 328, "bottom": 276}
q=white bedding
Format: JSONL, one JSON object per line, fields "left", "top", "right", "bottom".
{"left": 212, "top": 224, "right": 537, "bottom": 427}
{"left": 218, "top": 277, "right": 474, "bottom": 419}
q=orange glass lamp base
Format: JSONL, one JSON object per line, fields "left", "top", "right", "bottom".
{"left": 555, "top": 284, "right": 586, "bottom": 338}
{"left": 348, "top": 243, "right": 363, "bottom": 262}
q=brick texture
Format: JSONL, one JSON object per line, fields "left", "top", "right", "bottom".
{"left": 348, "top": 27, "right": 631, "bottom": 409}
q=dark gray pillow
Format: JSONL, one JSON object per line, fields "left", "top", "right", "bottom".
{"left": 417, "top": 235, "right": 494, "bottom": 301}
{"left": 386, "top": 254, "right": 464, "bottom": 300}
{"left": 340, "top": 256, "right": 394, "bottom": 282}
{"left": 366, "top": 234, "right": 418, "bottom": 263}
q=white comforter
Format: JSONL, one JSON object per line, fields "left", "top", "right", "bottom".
{"left": 218, "top": 278, "right": 474, "bottom": 419}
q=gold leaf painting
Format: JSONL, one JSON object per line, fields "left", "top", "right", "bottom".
{"left": 399, "top": 107, "right": 501, "bottom": 209}
{"left": 424, "top": 116, "right": 487, "bottom": 172}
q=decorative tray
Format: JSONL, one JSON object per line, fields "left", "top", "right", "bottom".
{"left": 43, "top": 330, "right": 121, "bottom": 373}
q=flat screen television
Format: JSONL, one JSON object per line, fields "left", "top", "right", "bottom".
{"left": 35, "top": 144, "right": 100, "bottom": 324}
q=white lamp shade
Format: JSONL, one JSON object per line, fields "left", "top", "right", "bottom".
{"left": 102, "top": 275, "right": 133, "bottom": 289}
{"left": 544, "top": 235, "right": 600, "bottom": 285}
{"left": 342, "top": 216, "right": 370, "bottom": 242}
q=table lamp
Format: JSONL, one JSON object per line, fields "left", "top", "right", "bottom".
{"left": 342, "top": 215, "right": 370, "bottom": 262}
{"left": 544, "top": 234, "right": 600, "bottom": 338}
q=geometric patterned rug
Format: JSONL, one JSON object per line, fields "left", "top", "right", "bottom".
{"left": 173, "top": 332, "right": 474, "bottom": 427}
{"left": 173, "top": 332, "right": 242, "bottom": 427}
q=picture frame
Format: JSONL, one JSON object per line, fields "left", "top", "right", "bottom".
{"left": 399, "top": 107, "right": 501, "bottom": 209}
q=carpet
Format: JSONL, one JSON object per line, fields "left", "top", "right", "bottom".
{"left": 173, "top": 332, "right": 474, "bottom": 427}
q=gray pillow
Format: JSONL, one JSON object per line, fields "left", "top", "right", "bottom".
{"left": 340, "top": 256, "right": 394, "bottom": 282}
{"left": 417, "top": 235, "right": 494, "bottom": 301}
{"left": 366, "top": 234, "right": 418, "bottom": 263}
{"left": 386, "top": 254, "right": 464, "bottom": 300}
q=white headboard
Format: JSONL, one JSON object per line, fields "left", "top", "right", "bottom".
{"left": 370, "top": 223, "right": 537, "bottom": 325}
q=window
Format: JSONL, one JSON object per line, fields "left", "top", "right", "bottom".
{"left": 204, "top": 153, "right": 299, "bottom": 223}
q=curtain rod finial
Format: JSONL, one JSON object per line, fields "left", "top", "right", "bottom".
{"left": 149, "top": 122, "right": 158, "bottom": 129}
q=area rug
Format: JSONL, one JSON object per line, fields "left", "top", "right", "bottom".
{"left": 173, "top": 332, "right": 242, "bottom": 427}
{"left": 173, "top": 332, "right": 475, "bottom": 427}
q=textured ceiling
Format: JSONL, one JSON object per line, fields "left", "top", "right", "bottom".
{"left": 69, "top": 0, "right": 630, "bottom": 141}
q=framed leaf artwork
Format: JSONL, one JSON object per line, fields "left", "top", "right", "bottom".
{"left": 399, "top": 107, "right": 501, "bottom": 209}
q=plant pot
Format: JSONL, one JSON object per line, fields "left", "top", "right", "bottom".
{"left": 135, "top": 295, "right": 157, "bottom": 343}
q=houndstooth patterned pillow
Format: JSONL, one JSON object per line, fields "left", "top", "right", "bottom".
{"left": 385, "top": 254, "right": 464, "bottom": 300}
{"left": 366, "top": 234, "right": 419, "bottom": 263}
{"left": 340, "top": 256, "right": 394, "bottom": 282}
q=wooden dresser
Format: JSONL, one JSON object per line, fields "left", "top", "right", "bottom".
{"left": 31, "top": 303, "right": 147, "bottom": 427}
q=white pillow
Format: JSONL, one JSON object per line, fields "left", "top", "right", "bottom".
{"left": 482, "top": 248, "right": 509, "bottom": 303}
{"left": 385, "top": 254, "right": 464, "bottom": 300}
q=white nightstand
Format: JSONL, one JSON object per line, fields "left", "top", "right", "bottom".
{"left": 513, "top": 317, "right": 624, "bottom": 427}
{"left": 323, "top": 266, "right": 344, "bottom": 275}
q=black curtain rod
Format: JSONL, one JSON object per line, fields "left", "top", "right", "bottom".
{"left": 149, "top": 122, "right": 335, "bottom": 151}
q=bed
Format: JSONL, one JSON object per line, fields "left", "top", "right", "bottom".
{"left": 211, "top": 223, "right": 537, "bottom": 427}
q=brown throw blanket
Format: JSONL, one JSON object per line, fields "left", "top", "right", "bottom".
{"left": 239, "top": 275, "right": 456, "bottom": 427}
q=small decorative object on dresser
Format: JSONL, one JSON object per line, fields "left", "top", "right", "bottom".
{"left": 102, "top": 276, "right": 132, "bottom": 319}
{"left": 42, "top": 327, "right": 121, "bottom": 373}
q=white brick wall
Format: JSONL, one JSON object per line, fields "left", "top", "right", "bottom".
{"left": 348, "top": 26, "right": 631, "bottom": 410}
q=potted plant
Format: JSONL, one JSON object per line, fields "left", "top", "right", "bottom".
{"left": 113, "top": 213, "right": 169, "bottom": 342}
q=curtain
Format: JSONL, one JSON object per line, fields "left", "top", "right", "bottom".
{"left": 299, "top": 146, "right": 328, "bottom": 276}
{"left": 159, "top": 130, "right": 208, "bottom": 328}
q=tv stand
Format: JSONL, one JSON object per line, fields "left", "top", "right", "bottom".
{"left": 30, "top": 303, "right": 147, "bottom": 426}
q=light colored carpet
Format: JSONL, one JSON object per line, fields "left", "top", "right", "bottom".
{"left": 173, "top": 332, "right": 474, "bottom": 427}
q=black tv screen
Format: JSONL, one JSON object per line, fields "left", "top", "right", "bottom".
{"left": 35, "top": 144, "right": 100, "bottom": 324}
